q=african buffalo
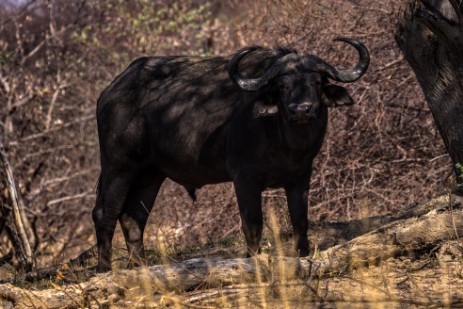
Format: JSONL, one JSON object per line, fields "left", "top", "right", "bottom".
{"left": 92, "top": 38, "right": 369, "bottom": 272}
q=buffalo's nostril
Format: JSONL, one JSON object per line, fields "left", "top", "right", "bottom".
{"left": 298, "top": 103, "right": 312, "bottom": 113}
{"left": 288, "top": 103, "right": 298, "bottom": 115}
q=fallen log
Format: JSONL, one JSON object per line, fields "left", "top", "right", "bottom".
{"left": 0, "top": 194, "right": 462, "bottom": 308}
{"left": 308, "top": 193, "right": 462, "bottom": 249}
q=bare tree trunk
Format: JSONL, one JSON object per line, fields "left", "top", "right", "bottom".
{"left": 0, "top": 145, "right": 34, "bottom": 271}
{"left": 395, "top": 0, "right": 463, "bottom": 190}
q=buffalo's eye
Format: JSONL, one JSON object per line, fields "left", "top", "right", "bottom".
{"left": 311, "top": 80, "right": 321, "bottom": 87}
{"left": 278, "top": 83, "right": 290, "bottom": 92}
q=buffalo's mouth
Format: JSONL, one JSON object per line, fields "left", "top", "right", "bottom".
{"left": 289, "top": 115, "right": 316, "bottom": 124}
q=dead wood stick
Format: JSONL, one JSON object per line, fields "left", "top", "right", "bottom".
{"left": 0, "top": 145, "right": 34, "bottom": 271}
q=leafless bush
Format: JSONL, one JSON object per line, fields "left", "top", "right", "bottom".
{"left": 0, "top": 0, "right": 450, "bottom": 267}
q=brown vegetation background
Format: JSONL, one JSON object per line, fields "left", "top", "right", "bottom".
{"left": 0, "top": 0, "right": 450, "bottom": 268}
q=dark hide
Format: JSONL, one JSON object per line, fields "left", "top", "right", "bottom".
{"left": 92, "top": 40, "right": 369, "bottom": 272}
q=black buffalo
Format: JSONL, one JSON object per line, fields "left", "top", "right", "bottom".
{"left": 92, "top": 38, "right": 369, "bottom": 272}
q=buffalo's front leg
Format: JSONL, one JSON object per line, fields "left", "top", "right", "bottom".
{"left": 284, "top": 178, "right": 310, "bottom": 257}
{"left": 233, "top": 177, "right": 263, "bottom": 257}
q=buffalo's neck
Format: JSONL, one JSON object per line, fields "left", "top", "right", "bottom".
{"left": 276, "top": 109, "right": 328, "bottom": 151}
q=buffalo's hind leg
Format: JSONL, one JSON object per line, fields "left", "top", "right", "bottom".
{"left": 92, "top": 173, "right": 134, "bottom": 273}
{"left": 119, "top": 171, "right": 165, "bottom": 268}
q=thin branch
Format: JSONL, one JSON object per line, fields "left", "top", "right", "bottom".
{"left": 7, "top": 114, "right": 94, "bottom": 146}
{"left": 46, "top": 191, "right": 94, "bottom": 207}
{"left": 45, "top": 73, "right": 71, "bottom": 130}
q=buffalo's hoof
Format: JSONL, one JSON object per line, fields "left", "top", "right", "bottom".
{"left": 298, "top": 248, "right": 309, "bottom": 257}
{"left": 96, "top": 263, "right": 112, "bottom": 273}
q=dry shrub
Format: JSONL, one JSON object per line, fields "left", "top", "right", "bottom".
{"left": 0, "top": 0, "right": 451, "bottom": 266}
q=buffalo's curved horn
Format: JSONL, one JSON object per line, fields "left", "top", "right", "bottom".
{"left": 228, "top": 47, "right": 298, "bottom": 91}
{"left": 308, "top": 38, "right": 370, "bottom": 83}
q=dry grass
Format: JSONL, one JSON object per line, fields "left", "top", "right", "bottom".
{"left": 2, "top": 203, "right": 463, "bottom": 308}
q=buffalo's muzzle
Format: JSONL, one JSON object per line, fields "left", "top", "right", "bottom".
{"left": 288, "top": 102, "right": 316, "bottom": 121}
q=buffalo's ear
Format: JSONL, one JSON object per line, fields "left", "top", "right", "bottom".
{"left": 321, "top": 84, "right": 354, "bottom": 107}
